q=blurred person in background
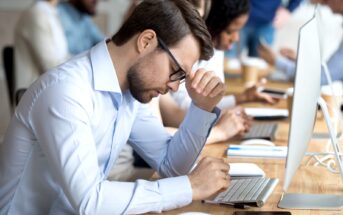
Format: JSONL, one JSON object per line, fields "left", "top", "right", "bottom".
{"left": 14, "top": 0, "right": 69, "bottom": 104}
{"left": 58, "top": 0, "right": 104, "bottom": 55}
{"left": 258, "top": 0, "right": 343, "bottom": 85}
{"left": 228, "top": 0, "right": 303, "bottom": 58}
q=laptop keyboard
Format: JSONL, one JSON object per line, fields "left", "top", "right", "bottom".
{"left": 243, "top": 123, "right": 277, "bottom": 140}
{"left": 213, "top": 177, "right": 278, "bottom": 207}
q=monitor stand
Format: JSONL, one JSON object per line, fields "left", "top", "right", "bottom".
{"left": 279, "top": 97, "right": 343, "bottom": 209}
{"left": 279, "top": 193, "right": 343, "bottom": 209}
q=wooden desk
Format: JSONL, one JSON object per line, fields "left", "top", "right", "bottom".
{"left": 150, "top": 79, "right": 343, "bottom": 215}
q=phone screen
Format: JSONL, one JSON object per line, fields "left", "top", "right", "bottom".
{"left": 261, "top": 89, "right": 286, "bottom": 96}
{"left": 233, "top": 211, "right": 291, "bottom": 215}
{"left": 260, "top": 88, "right": 287, "bottom": 99}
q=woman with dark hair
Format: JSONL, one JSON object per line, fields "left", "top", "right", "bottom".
{"left": 161, "top": 0, "right": 277, "bottom": 143}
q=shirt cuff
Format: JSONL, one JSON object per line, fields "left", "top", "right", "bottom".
{"left": 218, "top": 95, "right": 236, "bottom": 109}
{"left": 183, "top": 103, "right": 220, "bottom": 137}
{"left": 159, "top": 175, "right": 193, "bottom": 211}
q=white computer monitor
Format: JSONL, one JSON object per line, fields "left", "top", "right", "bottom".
{"left": 279, "top": 8, "right": 343, "bottom": 209}
{"left": 283, "top": 12, "right": 322, "bottom": 192}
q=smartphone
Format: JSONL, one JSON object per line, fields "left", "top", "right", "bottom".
{"left": 233, "top": 211, "right": 291, "bottom": 215}
{"left": 260, "top": 88, "right": 287, "bottom": 99}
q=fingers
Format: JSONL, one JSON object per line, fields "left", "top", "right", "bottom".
{"left": 186, "top": 69, "right": 225, "bottom": 112}
{"left": 199, "top": 157, "right": 229, "bottom": 173}
{"left": 189, "top": 69, "right": 206, "bottom": 90}
{"left": 209, "top": 81, "right": 225, "bottom": 98}
{"left": 256, "top": 94, "right": 274, "bottom": 104}
{"left": 227, "top": 107, "right": 252, "bottom": 133}
{"left": 190, "top": 70, "right": 223, "bottom": 97}
{"left": 257, "top": 92, "right": 278, "bottom": 104}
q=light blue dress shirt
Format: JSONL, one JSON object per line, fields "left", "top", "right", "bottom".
{"left": 0, "top": 40, "right": 219, "bottom": 214}
{"left": 275, "top": 31, "right": 343, "bottom": 85}
{"left": 58, "top": 2, "right": 104, "bottom": 55}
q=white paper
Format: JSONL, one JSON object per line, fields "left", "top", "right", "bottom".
{"left": 245, "top": 107, "right": 288, "bottom": 118}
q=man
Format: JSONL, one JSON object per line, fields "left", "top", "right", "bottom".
{"left": 58, "top": 0, "right": 104, "bottom": 55}
{"left": 0, "top": 0, "right": 230, "bottom": 214}
{"left": 258, "top": 0, "right": 343, "bottom": 85}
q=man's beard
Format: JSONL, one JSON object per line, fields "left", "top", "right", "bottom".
{"left": 127, "top": 63, "right": 152, "bottom": 104}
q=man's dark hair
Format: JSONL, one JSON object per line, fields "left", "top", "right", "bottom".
{"left": 188, "top": 0, "right": 201, "bottom": 8}
{"left": 112, "top": 0, "right": 213, "bottom": 60}
{"left": 187, "top": 0, "right": 212, "bottom": 19}
{"left": 205, "top": 0, "right": 249, "bottom": 39}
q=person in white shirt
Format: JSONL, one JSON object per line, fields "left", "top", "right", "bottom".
{"left": 14, "top": 0, "right": 69, "bottom": 102}
{"left": 0, "top": 0, "right": 231, "bottom": 214}
{"left": 161, "top": 0, "right": 276, "bottom": 143}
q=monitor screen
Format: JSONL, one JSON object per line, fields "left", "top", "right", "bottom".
{"left": 283, "top": 13, "right": 322, "bottom": 191}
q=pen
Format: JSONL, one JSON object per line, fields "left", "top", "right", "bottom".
{"left": 228, "top": 146, "right": 286, "bottom": 152}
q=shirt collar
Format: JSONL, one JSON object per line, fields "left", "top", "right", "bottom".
{"left": 90, "top": 39, "right": 122, "bottom": 94}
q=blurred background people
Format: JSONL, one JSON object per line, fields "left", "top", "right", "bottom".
{"left": 14, "top": 0, "right": 69, "bottom": 104}
{"left": 58, "top": 0, "right": 104, "bottom": 55}
{"left": 258, "top": 0, "right": 343, "bottom": 85}
{"left": 228, "top": 0, "right": 303, "bottom": 58}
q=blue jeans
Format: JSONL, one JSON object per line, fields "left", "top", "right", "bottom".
{"left": 225, "top": 23, "right": 275, "bottom": 58}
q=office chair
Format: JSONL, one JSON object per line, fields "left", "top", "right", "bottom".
{"left": 2, "top": 46, "right": 14, "bottom": 105}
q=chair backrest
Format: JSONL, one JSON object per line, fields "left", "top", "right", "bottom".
{"left": 2, "top": 46, "right": 14, "bottom": 105}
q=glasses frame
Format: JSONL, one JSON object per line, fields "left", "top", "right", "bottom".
{"left": 157, "top": 37, "right": 187, "bottom": 83}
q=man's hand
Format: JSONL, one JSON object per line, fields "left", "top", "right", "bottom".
{"left": 185, "top": 69, "right": 225, "bottom": 112}
{"left": 235, "top": 79, "right": 278, "bottom": 104}
{"left": 188, "top": 157, "right": 230, "bottom": 200}
{"left": 210, "top": 106, "right": 252, "bottom": 143}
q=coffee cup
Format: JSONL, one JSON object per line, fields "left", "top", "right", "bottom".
{"left": 241, "top": 58, "right": 260, "bottom": 87}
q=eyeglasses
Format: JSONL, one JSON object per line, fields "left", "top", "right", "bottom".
{"left": 157, "top": 37, "right": 186, "bottom": 83}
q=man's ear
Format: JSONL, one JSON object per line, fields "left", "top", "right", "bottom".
{"left": 136, "top": 29, "right": 157, "bottom": 54}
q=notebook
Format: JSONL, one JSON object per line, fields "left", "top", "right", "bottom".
{"left": 229, "top": 163, "right": 265, "bottom": 177}
{"left": 227, "top": 144, "right": 287, "bottom": 159}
